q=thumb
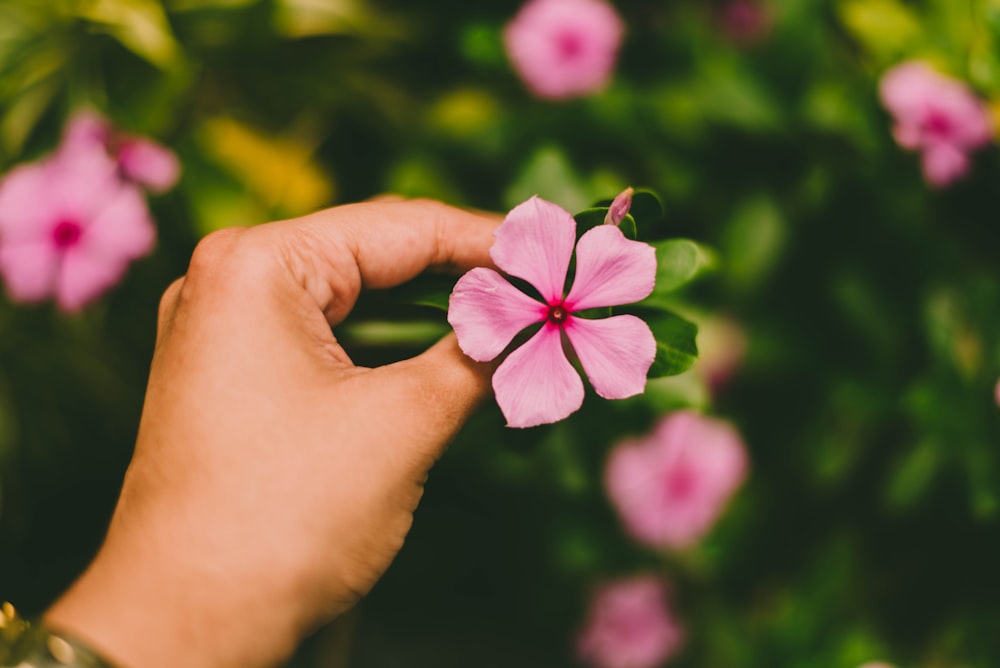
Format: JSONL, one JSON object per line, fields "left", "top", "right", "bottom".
{"left": 374, "top": 333, "right": 494, "bottom": 454}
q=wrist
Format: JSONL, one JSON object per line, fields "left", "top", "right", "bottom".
{"left": 44, "top": 530, "right": 303, "bottom": 668}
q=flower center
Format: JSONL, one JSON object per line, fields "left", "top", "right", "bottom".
{"left": 51, "top": 219, "right": 83, "bottom": 249}
{"left": 547, "top": 303, "right": 569, "bottom": 324}
{"left": 556, "top": 31, "right": 584, "bottom": 60}
{"left": 924, "top": 110, "right": 952, "bottom": 137}
{"left": 665, "top": 466, "right": 696, "bottom": 502}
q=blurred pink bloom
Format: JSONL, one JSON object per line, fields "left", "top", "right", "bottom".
{"left": 0, "top": 117, "right": 161, "bottom": 311}
{"left": 604, "top": 186, "right": 634, "bottom": 226}
{"left": 879, "top": 62, "right": 993, "bottom": 187}
{"left": 719, "top": 0, "right": 771, "bottom": 46}
{"left": 576, "top": 575, "right": 684, "bottom": 668}
{"left": 448, "top": 195, "right": 656, "bottom": 428}
{"left": 857, "top": 663, "right": 896, "bottom": 668}
{"left": 605, "top": 410, "right": 748, "bottom": 549}
{"left": 63, "top": 112, "right": 180, "bottom": 194}
{"left": 503, "top": 0, "right": 625, "bottom": 100}
{"left": 994, "top": 378, "right": 1000, "bottom": 407}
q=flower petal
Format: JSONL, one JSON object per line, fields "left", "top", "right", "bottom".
{"left": 493, "top": 322, "right": 584, "bottom": 427}
{"left": 490, "top": 195, "right": 576, "bottom": 303}
{"left": 922, "top": 142, "right": 969, "bottom": 187}
{"left": 564, "top": 224, "right": 655, "bottom": 310}
{"left": 118, "top": 137, "right": 181, "bottom": 193}
{"left": 564, "top": 314, "right": 655, "bottom": 399}
{"left": 56, "top": 248, "right": 129, "bottom": 312}
{"left": 83, "top": 182, "right": 157, "bottom": 261}
{"left": 0, "top": 163, "right": 60, "bottom": 243}
{"left": 448, "top": 267, "right": 547, "bottom": 362}
{"left": 0, "top": 239, "right": 59, "bottom": 302}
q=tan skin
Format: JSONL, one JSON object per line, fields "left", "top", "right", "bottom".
{"left": 44, "top": 199, "right": 499, "bottom": 668}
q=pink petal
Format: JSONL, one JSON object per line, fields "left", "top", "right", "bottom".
{"left": 50, "top": 137, "right": 123, "bottom": 222}
{"left": 564, "top": 225, "right": 656, "bottom": 311}
{"left": 56, "top": 248, "right": 129, "bottom": 312}
{"left": 62, "top": 112, "right": 111, "bottom": 151}
{"left": 83, "top": 182, "right": 157, "bottom": 261}
{"left": 922, "top": 142, "right": 968, "bottom": 187}
{"left": 564, "top": 314, "right": 655, "bottom": 399}
{"left": 879, "top": 62, "right": 939, "bottom": 121}
{"left": 117, "top": 137, "right": 181, "bottom": 193}
{"left": 492, "top": 322, "right": 584, "bottom": 427}
{"left": 0, "top": 239, "right": 59, "bottom": 303}
{"left": 448, "top": 267, "right": 548, "bottom": 362}
{"left": 0, "top": 162, "right": 61, "bottom": 243}
{"left": 490, "top": 196, "right": 576, "bottom": 303}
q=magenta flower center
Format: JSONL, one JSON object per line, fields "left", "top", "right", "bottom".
{"left": 556, "top": 31, "right": 584, "bottom": 60}
{"left": 924, "top": 110, "right": 953, "bottom": 137}
{"left": 665, "top": 466, "right": 696, "bottom": 502}
{"left": 51, "top": 219, "right": 83, "bottom": 249}
{"left": 547, "top": 302, "right": 569, "bottom": 324}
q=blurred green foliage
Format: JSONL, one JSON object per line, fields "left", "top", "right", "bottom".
{"left": 1, "top": 0, "right": 1000, "bottom": 666}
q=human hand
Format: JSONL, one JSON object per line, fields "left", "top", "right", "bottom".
{"left": 44, "top": 199, "right": 498, "bottom": 668}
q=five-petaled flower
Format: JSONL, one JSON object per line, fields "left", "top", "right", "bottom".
{"left": 0, "top": 112, "right": 178, "bottom": 311}
{"left": 576, "top": 575, "right": 685, "bottom": 668}
{"left": 503, "top": 0, "right": 625, "bottom": 100}
{"left": 605, "top": 410, "right": 748, "bottom": 549}
{"left": 879, "top": 61, "right": 993, "bottom": 187}
{"left": 448, "top": 195, "right": 657, "bottom": 428}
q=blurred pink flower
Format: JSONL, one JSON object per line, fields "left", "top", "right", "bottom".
{"left": 448, "top": 195, "right": 656, "bottom": 428}
{"left": 857, "top": 663, "right": 896, "bottom": 668}
{"left": 63, "top": 112, "right": 180, "bottom": 193}
{"left": 503, "top": 0, "right": 625, "bottom": 100}
{"left": 994, "top": 378, "right": 1000, "bottom": 407}
{"left": 605, "top": 410, "right": 748, "bottom": 549}
{"left": 879, "top": 61, "right": 993, "bottom": 187}
{"left": 719, "top": 0, "right": 771, "bottom": 46}
{"left": 576, "top": 575, "right": 684, "bottom": 668}
{"left": 0, "top": 117, "right": 162, "bottom": 311}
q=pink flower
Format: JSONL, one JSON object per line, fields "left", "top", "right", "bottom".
{"left": 718, "top": 0, "right": 771, "bottom": 46}
{"left": 605, "top": 410, "right": 748, "bottom": 549}
{"left": 0, "top": 118, "right": 160, "bottom": 311}
{"left": 994, "top": 378, "right": 1000, "bottom": 407}
{"left": 576, "top": 575, "right": 684, "bottom": 668}
{"left": 63, "top": 112, "right": 180, "bottom": 193}
{"left": 503, "top": 0, "right": 625, "bottom": 100}
{"left": 879, "top": 61, "right": 993, "bottom": 187}
{"left": 448, "top": 196, "right": 656, "bottom": 428}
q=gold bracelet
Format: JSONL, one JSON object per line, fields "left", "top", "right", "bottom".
{"left": 0, "top": 603, "right": 115, "bottom": 668}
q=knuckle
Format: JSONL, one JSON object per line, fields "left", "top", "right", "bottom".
{"left": 186, "top": 228, "right": 244, "bottom": 277}
{"left": 157, "top": 277, "right": 184, "bottom": 323}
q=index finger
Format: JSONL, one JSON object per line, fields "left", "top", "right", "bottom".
{"left": 259, "top": 198, "right": 500, "bottom": 323}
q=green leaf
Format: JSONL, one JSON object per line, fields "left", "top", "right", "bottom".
{"left": 650, "top": 239, "right": 715, "bottom": 296}
{"left": 629, "top": 190, "right": 664, "bottom": 226}
{"left": 390, "top": 274, "right": 456, "bottom": 311}
{"left": 837, "top": 0, "right": 922, "bottom": 61}
{"left": 885, "top": 441, "right": 940, "bottom": 510}
{"left": 633, "top": 309, "right": 699, "bottom": 378}
{"left": 504, "top": 146, "right": 591, "bottom": 212}
{"left": 75, "top": 0, "right": 183, "bottom": 69}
